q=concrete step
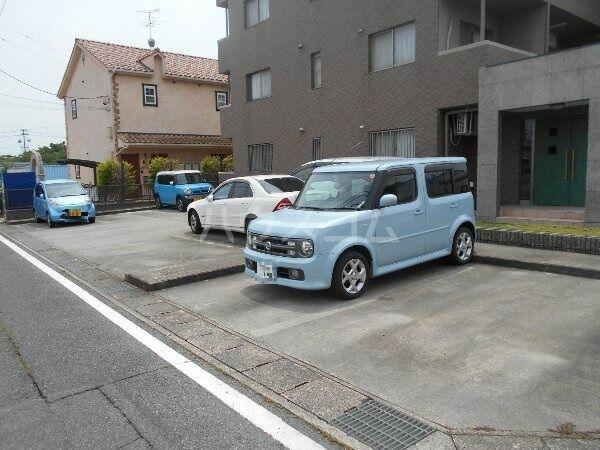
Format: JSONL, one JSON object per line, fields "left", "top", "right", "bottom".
{"left": 499, "top": 207, "right": 584, "bottom": 221}
{"left": 496, "top": 216, "right": 584, "bottom": 227}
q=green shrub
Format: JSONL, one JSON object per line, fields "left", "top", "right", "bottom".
{"left": 221, "top": 155, "right": 234, "bottom": 172}
{"left": 201, "top": 156, "right": 222, "bottom": 174}
{"left": 148, "top": 157, "right": 179, "bottom": 183}
{"left": 97, "top": 159, "right": 136, "bottom": 186}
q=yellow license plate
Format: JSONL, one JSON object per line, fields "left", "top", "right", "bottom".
{"left": 69, "top": 210, "right": 82, "bottom": 217}
{"left": 193, "top": 195, "right": 206, "bottom": 201}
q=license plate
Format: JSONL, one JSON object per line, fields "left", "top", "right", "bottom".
{"left": 69, "top": 209, "right": 81, "bottom": 217}
{"left": 193, "top": 195, "right": 206, "bottom": 201}
{"left": 257, "top": 263, "right": 275, "bottom": 280}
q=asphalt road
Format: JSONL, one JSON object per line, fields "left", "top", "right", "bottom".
{"left": 0, "top": 241, "right": 332, "bottom": 449}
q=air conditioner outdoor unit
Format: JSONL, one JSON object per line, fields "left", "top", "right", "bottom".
{"left": 454, "top": 112, "right": 477, "bottom": 136}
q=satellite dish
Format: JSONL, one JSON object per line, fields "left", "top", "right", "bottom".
{"left": 148, "top": 37, "right": 156, "bottom": 48}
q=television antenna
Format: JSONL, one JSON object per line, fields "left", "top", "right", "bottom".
{"left": 139, "top": 8, "right": 160, "bottom": 48}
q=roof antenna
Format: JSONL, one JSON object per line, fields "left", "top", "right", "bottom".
{"left": 139, "top": 8, "right": 160, "bottom": 48}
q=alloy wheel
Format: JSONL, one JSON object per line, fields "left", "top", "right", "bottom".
{"left": 456, "top": 232, "right": 473, "bottom": 262}
{"left": 341, "top": 259, "right": 367, "bottom": 294}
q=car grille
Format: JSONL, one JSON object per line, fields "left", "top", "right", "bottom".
{"left": 250, "top": 234, "right": 296, "bottom": 257}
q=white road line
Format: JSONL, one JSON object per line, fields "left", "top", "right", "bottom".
{"left": 0, "top": 235, "right": 324, "bottom": 450}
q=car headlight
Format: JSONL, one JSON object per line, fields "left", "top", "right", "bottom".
{"left": 183, "top": 187, "right": 192, "bottom": 195}
{"left": 298, "top": 240, "right": 314, "bottom": 258}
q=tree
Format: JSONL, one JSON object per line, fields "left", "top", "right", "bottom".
{"left": 148, "top": 157, "right": 179, "bottom": 183}
{"left": 15, "top": 142, "right": 67, "bottom": 164}
{"left": 201, "top": 155, "right": 234, "bottom": 173}
{"left": 97, "top": 159, "right": 136, "bottom": 186}
{"left": 221, "top": 155, "right": 234, "bottom": 172}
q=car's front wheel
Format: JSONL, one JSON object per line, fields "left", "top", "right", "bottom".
{"left": 47, "top": 214, "right": 55, "bottom": 229}
{"left": 331, "top": 251, "right": 369, "bottom": 300}
{"left": 176, "top": 197, "right": 186, "bottom": 212}
{"left": 451, "top": 227, "right": 474, "bottom": 265}
{"left": 189, "top": 210, "right": 203, "bottom": 234}
{"left": 88, "top": 217, "right": 96, "bottom": 224}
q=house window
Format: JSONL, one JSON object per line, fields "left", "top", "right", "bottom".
{"left": 225, "top": 7, "right": 230, "bottom": 36}
{"left": 245, "top": 0, "right": 269, "bottom": 28}
{"left": 216, "top": 91, "right": 229, "bottom": 110}
{"left": 71, "top": 99, "right": 77, "bottom": 119}
{"left": 248, "top": 143, "right": 273, "bottom": 173}
{"left": 312, "top": 137, "right": 323, "bottom": 160}
{"left": 247, "top": 69, "right": 271, "bottom": 101}
{"left": 75, "top": 164, "right": 81, "bottom": 179}
{"left": 311, "top": 52, "right": 322, "bottom": 89}
{"left": 370, "top": 128, "right": 415, "bottom": 157}
{"left": 142, "top": 84, "right": 158, "bottom": 106}
{"left": 370, "top": 22, "right": 415, "bottom": 72}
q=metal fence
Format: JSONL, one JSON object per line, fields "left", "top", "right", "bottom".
{"left": 84, "top": 184, "right": 155, "bottom": 213}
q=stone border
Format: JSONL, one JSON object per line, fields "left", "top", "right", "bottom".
{"left": 477, "top": 227, "right": 600, "bottom": 255}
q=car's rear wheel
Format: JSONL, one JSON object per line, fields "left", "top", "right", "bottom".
{"left": 451, "top": 227, "right": 474, "bottom": 265}
{"left": 47, "top": 214, "right": 55, "bottom": 228}
{"left": 189, "top": 210, "right": 203, "bottom": 234}
{"left": 88, "top": 217, "right": 96, "bottom": 224}
{"left": 177, "top": 197, "right": 186, "bottom": 212}
{"left": 331, "top": 251, "right": 369, "bottom": 300}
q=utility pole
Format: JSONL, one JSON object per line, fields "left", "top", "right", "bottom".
{"left": 17, "top": 129, "right": 31, "bottom": 153}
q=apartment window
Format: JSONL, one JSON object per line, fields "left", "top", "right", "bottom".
{"left": 312, "top": 137, "right": 323, "bottom": 160}
{"left": 142, "top": 84, "right": 158, "bottom": 106}
{"left": 247, "top": 69, "right": 271, "bottom": 101}
{"left": 459, "top": 21, "right": 493, "bottom": 46}
{"left": 216, "top": 91, "right": 229, "bottom": 110}
{"left": 71, "top": 99, "right": 77, "bottom": 119}
{"left": 370, "top": 128, "right": 415, "bottom": 157}
{"left": 370, "top": 22, "right": 415, "bottom": 72}
{"left": 245, "top": 0, "right": 269, "bottom": 28}
{"left": 248, "top": 143, "right": 273, "bottom": 172}
{"left": 311, "top": 52, "right": 322, "bottom": 89}
{"left": 75, "top": 164, "right": 81, "bottom": 179}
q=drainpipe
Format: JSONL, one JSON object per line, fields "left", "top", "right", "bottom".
{"left": 480, "top": 0, "right": 486, "bottom": 42}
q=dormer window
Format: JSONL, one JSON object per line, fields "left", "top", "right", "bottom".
{"left": 142, "top": 83, "right": 158, "bottom": 106}
{"left": 216, "top": 91, "right": 229, "bottom": 110}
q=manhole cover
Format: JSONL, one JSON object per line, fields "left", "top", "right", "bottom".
{"left": 331, "top": 399, "right": 435, "bottom": 449}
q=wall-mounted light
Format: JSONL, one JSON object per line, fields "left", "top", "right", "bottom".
{"left": 298, "top": 44, "right": 303, "bottom": 50}
{"left": 299, "top": 127, "right": 305, "bottom": 133}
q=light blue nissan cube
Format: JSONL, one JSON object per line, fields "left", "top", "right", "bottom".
{"left": 244, "top": 157, "right": 475, "bottom": 299}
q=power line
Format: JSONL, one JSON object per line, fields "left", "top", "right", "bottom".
{"left": 0, "top": 67, "right": 108, "bottom": 99}
{"left": 0, "top": 93, "right": 63, "bottom": 104}
{"left": 0, "top": 21, "right": 65, "bottom": 56}
{"left": 0, "top": 35, "right": 64, "bottom": 65}
{"left": 0, "top": 1, "right": 7, "bottom": 19}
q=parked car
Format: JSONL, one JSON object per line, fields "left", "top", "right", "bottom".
{"left": 187, "top": 175, "right": 305, "bottom": 234}
{"left": 290, "top": 156, "right": 396, "bottom": 182}
{"left": 245, "top": 157, "right": 475, "bottom": 299}
{"left": 33, "top": 179, "right": 96, "bottom": 228}
{"left": 154, "top": 171, "right": 214, "bottom": 212}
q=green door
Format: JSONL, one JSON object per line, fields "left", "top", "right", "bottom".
{"left": 533, "top": 116, "right": 587, "bottom": 207}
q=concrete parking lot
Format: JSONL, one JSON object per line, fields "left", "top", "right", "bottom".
{"left": 12, "top": 210, "right": 600, "bottom": 437}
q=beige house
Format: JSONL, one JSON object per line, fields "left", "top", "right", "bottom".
{"left": 58, "top": 39, "right": 232, "bottom": 185}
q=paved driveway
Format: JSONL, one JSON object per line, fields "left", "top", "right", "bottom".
{"left": 13, "top": 210, "right": 600, "bottom": 436}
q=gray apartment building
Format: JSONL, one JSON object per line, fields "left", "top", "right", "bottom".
{"left": 216, "top": 0, "right": 600, "bottom": 225}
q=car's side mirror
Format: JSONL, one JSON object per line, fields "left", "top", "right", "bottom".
{"left": 206, "top": 195, "right": 214, "bottom": 202}
{"left": 39, "top": 193, "right": 45, "bottom": 199}
{"left": 379, "top": 194, "right": 398, "bottom": 208}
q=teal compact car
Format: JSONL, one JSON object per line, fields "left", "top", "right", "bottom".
{"left": 154, "top": 171, "right": 214, "bottom": 212}
{"left": 245, "top": 157, "right": 475, "bottom": 299}
{"left": 33, "top": 179, "right": 96, "bottom": 228}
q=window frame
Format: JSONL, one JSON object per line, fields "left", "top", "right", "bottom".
{"left": 312, "top": 137, "right": 323, "bottom": 160}
{"left": 247, "top": 68, "right": 271, "bottom": 101}
{"left": 245, "top": 0, "right": 269, "bottom": 28}
{"left": 75, "top": 164, "right": 81, "bottom": 180}
{"left": 142, "top": 83, "right": 158, "bottom": 107}
{"left": 215, "top": 91, "right": 229, "bottom": 111}
{"left": 213, "top": 181, "right": 235, "bottom": 200}
{"left": 248, "top": 143, "right": 273, "bottom": 173}
{"left": 369, "top": 127, "right": 416, "bottom": 157}
{"left": 71, "top": 99, "right": 77, "bottom": 119}
{"left": 370, "top": 21, "right": 416, "bottom": 73}
{"left": 231, "top": 181, "right": 254, "bottom": 199}
{"left": 311, "top": 51, "right": 322, "bottom": 89}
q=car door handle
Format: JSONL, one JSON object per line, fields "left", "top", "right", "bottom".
{"left": 450, "top": 203, "right": 459, "bottom": 209}
{"left": 414, "top": 210, "right": 425, "bottom": 216}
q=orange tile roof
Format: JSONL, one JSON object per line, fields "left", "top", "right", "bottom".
{"left": 76, "top": 39, "right": 228, "bottom": 83}
{"left": 118, "top": 132, "right": 233, "bottom": 146}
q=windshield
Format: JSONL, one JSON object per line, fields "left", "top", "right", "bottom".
{"left": 294, "top": 172, "right": 376, "bottom": 211}
{"left": 176, "top": 173, "right": 207, "bottom": 184}
{"left": 45, "top": 183, "right": 86, "bottom": 198}
{"left": 258, "top": 177, "right": 304, "bottom": 193}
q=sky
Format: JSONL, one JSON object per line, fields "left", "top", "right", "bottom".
{"left": 0, "top": 0, "right": 226, "bottom": 155}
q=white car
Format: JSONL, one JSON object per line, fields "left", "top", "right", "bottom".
{"left": 187, "top": 175, "right": 304, "bottom": 234}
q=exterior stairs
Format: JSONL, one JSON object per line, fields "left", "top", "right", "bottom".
{"left": 497, "top": 206, "right": 585, "bottom": 227}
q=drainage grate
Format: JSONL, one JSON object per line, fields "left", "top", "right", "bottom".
{"left": 330, "top": 400, "right": 435, "bottom": 449}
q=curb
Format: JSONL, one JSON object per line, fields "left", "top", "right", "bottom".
{"left": 125, "top": 264, "right": 246, "bottom": 291}
{"left": 1, "top": 206, "right": 157, "bottom": 225}
{"left": 476, "top": 255, "right": 600, "bottom": 280}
